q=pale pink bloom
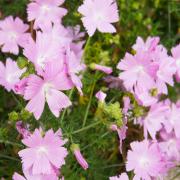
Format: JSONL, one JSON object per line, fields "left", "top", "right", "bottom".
{"left": 109, "top": 173, "right": 129, "bottom": 180}
{"left": 27, "top": 0, "right": 67, "bottom": 30}
{"left": 133, "top": 36, "right": 160, "bottom": 53}
{"left": 0, "top": 58, "right": 26, "bottom": 92}
{"left": 155, "top": 56, "right": 176, "bottom": 94}
{"left": 163, "top": 103, "right": 180, "bottom": 138}
{"left": 65, "top": 48, "right": 84, "bottom": 95}
{"left": 13, "top": 170, "right": 58, "bottom": 180}
{"left": 159, "top": 130, "right": 180, "bottom": 162}
{"left": 142, "top": 102, "right": 169, "bottom": 140}
{"left": 16, "top": 121, "right": 30, "bottom": 139}
{"left": 14, "top": 77, "right": 28, "bottom": 95}
{"left": 0, "top": 16, "right": 29, "bottom": 54}
{"left": 123, "top": 96, "right": 131, "bottom": 114}
{"left": 171, "top": 43, "right": 180, "bottom": 82}
{"left": 23, "top": 31, "right": 64, "bottom": 74}
{"left": 72, "top": 144, "right": 89, "bottom": 170}
{"left": 117, "top": 52, "right": 157, "bottom": 92}
{"left": 24, "top": 63, "right": 73, "bottom": 119}
{"left": 134, "top": 86, "right": 158, "bottom": 107}
{"left": 18, "top": 129, "right": 68, "bottom": 175}
{"left": 78, "top": 0, "right": 119, "bottom": 36}
{"left": 91, "top": 63, "right": 112, "bottom": 74}
{"left": 95, "top": 91, "right": 106, "bottom": 103}
{"left": 126, "top": 140, "right": 166, "bottom": 180}
{"left": 111, "top": 123, "right": 127, "bottom": 154}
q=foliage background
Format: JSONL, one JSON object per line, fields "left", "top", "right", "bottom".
{"left": 0, "top": 0, "right": 180, "bottom": 179}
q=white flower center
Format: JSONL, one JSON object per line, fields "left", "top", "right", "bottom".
{"left": 8, "top": 31, "right": 17, "bottom": 41}
{"left": 37, "top": 146, "right": 48, "bottom": 155}
{"left": 41, "top": 5, "right": 51, "bottom": 14}
{"left": 176, "top": 58, "right": 180, "bottom": 68}
{"left": 134, "top": 65, "right": 144, "bottom": 75}
{"left": 139, "top": 156, "right": 150, "bottom": 168}
{"left": 43, "top": 83, "right": 53, "bottom": 96}
{"left": 6, "top": 73, "right": 19, "bottom": 84}
{"left": 94, "top": 12, "right": 104, "bottom": 21}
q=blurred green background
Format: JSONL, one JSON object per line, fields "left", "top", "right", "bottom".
{"left": 0, "top": 0, "right": 180, "bottom": 179}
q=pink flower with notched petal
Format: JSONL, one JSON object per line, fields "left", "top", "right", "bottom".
{"left": 142, "top": 102, "right": 169, "bottom": 140}
{"left": 65, "top": 48, "right": 85, "bottom": 95}
{"left": 23, "top": 31, "right": 64, "bottom": 75}
{"left": 24, "top": 62, "right": 73, "bottom": 120}
{"left": 13, "top": 169, "right": 58, "bottom": 180}
{"left": 95, "top": 91, "right": 106, "bottom": 103}
{"left": 132, "top": 36, "right": 160, "bottom": 53}
{"left": 0, "top": 16, "right": 29, "bottom": 55}
{"left": 171, "top": 43, "right": 180, "bottom": 82}
{"left": 78, "top": 0, "right": 119, "bottom": 36}
{"left": 109, "top": 173, "right": 129, "bottom": 180}
{"left": 126, "top": 140, "right": 166, "bottom": 180}
{"left": 27, "top": 0, "right": 67, "bottom": 30}
{"left": 0, "top": 58, "right": 26, "bottom": 92}
{"left": 163, "top": 103, "right": 180, "bottom": 138}
{"left": 117, "top": 52, "right": 157, "bottom": 92}
{"left": 18, "top": 128, "right": 68, "bottom": 175}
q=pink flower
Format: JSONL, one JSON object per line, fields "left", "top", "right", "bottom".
{"left": 123, "top": 96, "right": 131, "bottom": 114}
{"left": 159, "top": 130, "right": 180, "bottom": 162}
{"left": 95, "top": 91, "right": 107, "bottom": 103}
{"left": 117, "top": 52, "right": 157, "bottom": 92}
{"left": 171, "top": 43, "right": 180, "bottom": 82}
{"left": 155, "top": 56, "right": 176, "bottom": 94}
{"left": 23, "top": 31, "right": 64, "bottom": 74}
{"left": 163, "top": 103, "right": 180, "bottom": 138}
{"left": 14, "top": 77, "right": 28, "bottom": 95}
{"left": 126, "top": 140, "right": 166, "bottom": 180}
{"left": 0, "top": 58, "right": 26, "bottom": 92}
{"left": 27, "top": 0, "right": 67, "bottom": 30}
{"left": 18, "top": 128, "right": 68, "bottom": 175}
{"left": 90, "top": 63, "right": 113, "bottom": 74}
{"left": 109, "top": 173, "right": 129, "bottom": 180}
{"left": 13, "top": 169, "right": 58, "bottom": 180}
{"left": 133, "top": 36, "right": 160, "bottom": 53}
{"left": 65, "top": 48, "right": 84, "bottom": 95}
{"left": 16, "top": 121, "right": 30, "bottom": 139}
{"left": 78, "top": 0, "right": 119, "bottom": 36}
{"left": 71, "top": 144, "right": 89, "bottom": 170}
{"left": 24, "top": 63, "right": 73, "bottom": 120}
{"left": 0, "top": 16, "right": 29, "bottom": 54}
{"left": 111, "top": 123, "right": 127, "bottom": 154}
{"left": 142, "top": 102, "right": 169, "bottom": 140}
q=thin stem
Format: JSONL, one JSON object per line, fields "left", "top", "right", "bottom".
{"left": 72, "top": 121, "right": 100, "bottom": 135}
{"left": 0, "top": 154, "right": 20, "bottom": 162}
{"left": 0, "top": 140, "right": 23, "bottom": 147}
{"left": 82, "top": 81, "right": 96, "bottom": 127}
{"left": 82, "top": 36, "right": 91, "bottom": 61}
{"left": 11, "top": 92, "right": 23, "bottom": 108}
{"left": 60, "top": 88, "right": 74, "bottom": 123}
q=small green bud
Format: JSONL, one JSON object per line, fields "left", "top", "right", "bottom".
{"left": 150, "top": 88, "right": 158, "bottom": 97}
{"left": 17, "top": 57, "right": 28, "bottom": 69}
{"left": 20, "top": 109, "right": 32, "bottom": 121}
{"left": 8, "top": 111, "right": 19, "bottom": 121}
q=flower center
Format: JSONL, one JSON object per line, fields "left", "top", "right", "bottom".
{"left": 37, "top": 146, "right": 48, "bottom": 155}
{"left": 176, "top": 58, "right": 180, "bottom": 68}
{"left": 37, "top": 55, "right": 46, "bottom": 68}
{"left": 43, "top": 83, "right": 53, "bottom": 96}
{"left": 8, "top": 31, "right": 17, "bottom": 41}
{"left": 139, "top": 156, "right": 150, "bottom": 168}
{"left": 41, "top": 5, "right": 51, "bottom": 14}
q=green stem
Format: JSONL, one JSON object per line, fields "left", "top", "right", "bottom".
{"left": 0, "top": 154, "right": 20, "bottom": 162}
{"left": 82, "top": 36, "right": 91, "bottom": 60}
{"left": 11, "top": 92, "right": 23, "bottom": 108}
{"left": 0, "top": 140, "right": 23, "bottom": 147}
{"left": 72, "top": 121, "right": 100, "bottom": 135}
{"left": 60, "top": 88, "right": 74, "bottom": 123}
{"left": 82, "top": 81, "right": 95, "bottom": 127}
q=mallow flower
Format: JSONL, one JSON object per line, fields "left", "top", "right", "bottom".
{"left": 78, "top": 0, "right": 119, "bottom": 36}
{"left": 0, "top": 16, "right": 29, "bottom": 54}
{"left": 171, "top": 43, "right": 180, "bottom": 82}
{"left": 27, "top": 0, "right": 67, "bottom": 30}
{"left": 0, "top": 58, "right": 26, "bottom": 92}
{"left": 109, "top": 173, "right": 129, "bottom": 180}
{"left": 126, "top": 140, "right": 166, "bottom": 180}
{"left": 24, "top": 62, "right": 73, "bottom": 120}
{"left": 18, "top": 128, "right": 68, "bottom": 175}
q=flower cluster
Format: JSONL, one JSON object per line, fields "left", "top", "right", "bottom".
{"left": 0, "top": 0, "right": 180, "bottom": 179}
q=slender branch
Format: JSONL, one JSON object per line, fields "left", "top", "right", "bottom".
{"left": 72, "top": 121, "right": 100, "bottom": 135}
{"left": 0, "top": 154, "right": 20, "bottom": 162}
{"left": 0, "top": 140, "right": 23, "bottom": 147}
